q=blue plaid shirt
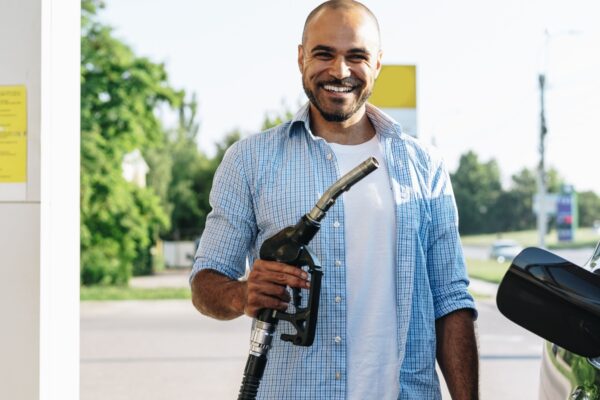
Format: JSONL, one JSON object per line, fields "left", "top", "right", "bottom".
{"left": 192, "top": 103, "right": 476, "bottom": 399}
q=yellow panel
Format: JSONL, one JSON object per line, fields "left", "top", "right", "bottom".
{"left": 369, "top": 65, "right": 416, "bottom": 108}
{"left": 0, "top": 86, "right": 27, "bottom": 183}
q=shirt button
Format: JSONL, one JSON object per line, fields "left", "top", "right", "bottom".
{"left": 335, "top": 260, "right": 342, "bottom": 267}
{"left": 333, "top": 221, "right": 340, "bottom": 228}
{"left": 334, "top": 336, "right": 342, "bottom": 343}
{"left": 335, "top": 372, "right": 341, "bottom": 380}
{"left": 335, "top": 296, "right": 342, "bottom": 303}
{"left": 326, "top": 153, "right": 333, "bottom": 160}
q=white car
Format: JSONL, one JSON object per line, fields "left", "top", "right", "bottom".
{"left": 489, "top": 240, "right": 523, "bottom": 262}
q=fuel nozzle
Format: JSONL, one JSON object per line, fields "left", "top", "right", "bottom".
{"left": 237, "top": 156, "right": 379, "bottom": 400}
{"left": 307, "top": 156, "right": 379, "bottom": 223}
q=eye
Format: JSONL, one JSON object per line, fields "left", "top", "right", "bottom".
{"left": 313, "top": 52, "right": 333, "bottom": 60}
{"left": 347, "top": 54, "right": 368, "bottom": 62}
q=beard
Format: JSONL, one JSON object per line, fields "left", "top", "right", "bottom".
{"left": 303, "top": 77, "right": 372, "bottom": 122}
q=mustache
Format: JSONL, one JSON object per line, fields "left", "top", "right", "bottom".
{"left": 318, "top": 77, "right": 362, "bottom": 87}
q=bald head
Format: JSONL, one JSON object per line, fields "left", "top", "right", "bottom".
{"left": 302, "top": 0, "right": 381, "bottom": 49}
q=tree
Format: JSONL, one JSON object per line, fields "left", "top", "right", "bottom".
{"left": 578, "top": 191, "right": 600, "bottom": 227}
{"left": 493, "top": 168, "right": 537, "bottom": 232}
{"left": 150, "top": 95, "right": 208, "bottom": 240}
{"left": 262, "top": 108, "right": 294, "bottom": 130}
{"left": 81, "top": 0, "right": 182, "bottom": 284}
{"left": 190, "top": 131, "right": 241, "bottom": 238}
{"left": 451, "top": 151, "right": 502, "bottom": 234}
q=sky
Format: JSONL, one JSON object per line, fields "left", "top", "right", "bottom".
{"left": 99, "top": 0, "right": 600, "bottom": 193}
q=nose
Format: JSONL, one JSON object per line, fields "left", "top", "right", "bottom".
{"left": 329, "top": 56, "right": 351, "bottom": 80}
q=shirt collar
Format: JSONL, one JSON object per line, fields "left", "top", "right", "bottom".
{"left": 289, "top": 102, "right": 403, "bottom": 139}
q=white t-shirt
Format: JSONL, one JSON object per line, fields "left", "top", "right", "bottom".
{"left": 328, "top": 135, "right": 400, "bottom": 399}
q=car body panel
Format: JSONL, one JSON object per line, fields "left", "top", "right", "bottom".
{"left": 496, "top": 242, "right": 600, "bottom": 399}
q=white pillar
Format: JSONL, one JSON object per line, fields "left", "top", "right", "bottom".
{"left": 0, "top": 1, "right": 80, "bottom": 399}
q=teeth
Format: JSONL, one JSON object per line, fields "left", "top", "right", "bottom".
{"left": 323, "top": 85, "right": 353, "bottom": 93}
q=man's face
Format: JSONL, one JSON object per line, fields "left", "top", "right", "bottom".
{"left": 299, "top": 8, "right": 382, "bottom": 122}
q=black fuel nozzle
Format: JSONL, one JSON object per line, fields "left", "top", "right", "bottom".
{"left": 237, "top": 157, "right": 378, "bottom": 400}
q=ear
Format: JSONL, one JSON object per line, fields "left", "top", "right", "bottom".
{"left": 298, "top": 44, "right": 304, "bottom": 72}
{"left": 374, "top": 50, "right": 383, "bottom": 79}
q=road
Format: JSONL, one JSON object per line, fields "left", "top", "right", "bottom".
{"left": 81, "top": 297, "right": 543, "bottom": 400}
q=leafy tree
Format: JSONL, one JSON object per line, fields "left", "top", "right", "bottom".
{"left": 262, "top": 108, "right": 294, "bottom": 130}
{"left": 189, "top": 131, "right": 241, "bottom": 238}
{"left": 81, "top": 0, "right": 182, "bottom": 284}
{"left": 493, "top": 168, "right": 537, "bottom": 232}
{"left": 577, "top": 191, "right": 600, "bottom": 227}
{"left": 451, "top": 151, "right": 503, "bottom": 234}
{"left": 156, "top": 96, "right": 207, "bottom": 240}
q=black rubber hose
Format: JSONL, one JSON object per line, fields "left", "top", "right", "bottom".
{"left": 237, "top": 354, "right": 267, "bottom": 400}
{"left": 238, "top": 375, "right": 261, "bottom": 400}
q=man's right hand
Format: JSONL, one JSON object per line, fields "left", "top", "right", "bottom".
{"left": 244, "top": 259, "right": 311, "bottom": 318}
{"left": 191, "top": 260, "right": 311, "bottom": 321}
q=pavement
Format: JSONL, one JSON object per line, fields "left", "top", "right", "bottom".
{"left": 82, "top": 269, "right": 524, "bottom": 400}
{"left": 130, "top": 268, "right": 192, "bottom": 289}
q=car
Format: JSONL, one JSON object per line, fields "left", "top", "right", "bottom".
{"left": 489, "top": 239, "right": 523, "bottom": 262}
{"left": 497, "top": 241, "right": 600, "bottom": 399}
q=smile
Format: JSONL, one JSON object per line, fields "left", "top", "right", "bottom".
{"left": 321, "top": 84, "right": 354, "bottom": 93}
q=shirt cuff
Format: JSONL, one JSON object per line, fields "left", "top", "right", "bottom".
{"left": 189, "top": 258, "right": 244, "bottom": 286}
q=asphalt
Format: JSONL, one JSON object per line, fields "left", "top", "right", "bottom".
{"left": 81, "top": 269, "right": 514, "bottom": 400}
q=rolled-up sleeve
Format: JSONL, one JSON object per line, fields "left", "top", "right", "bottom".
{"left": 190, "top": 142, "right": 257, "bottom": 284}
{"left": 426, "top": 158, "right": 477, "bottom": 320}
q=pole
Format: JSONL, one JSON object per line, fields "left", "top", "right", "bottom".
{"left": 537, "top": 73, "right": 548, "bottom": 248}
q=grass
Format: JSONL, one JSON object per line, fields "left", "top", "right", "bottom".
{"left": 80, "top": 286, "right": 191, "bottom": 301}
{"left": 81, "top": 257, "right": 508, "bottom": 301}
{"left": 461, "top": 227, "right": 599, "bottom": 249}
{"left": 468, "top": 290, "right": 493, "bottom": 300}
{"left": 465, "top": 258, "right": 510, "bottom": 284}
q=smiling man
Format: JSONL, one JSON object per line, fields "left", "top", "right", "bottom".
{"left": 191, "top": 1, "right": 479, "bottom": 399}
{"left": 300, "top": 1, "right": 381, "bottom": 143}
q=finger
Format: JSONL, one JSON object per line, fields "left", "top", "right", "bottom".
{"left": 248, "top": 281, "right": 291, "bottom": 302}
{"left": 254, "top": 259, "right": 309, "bottom": 280}
{"left": 245, "top": 293, "right": 289, "bottom": 318}
{"left": 251, "top": 261, "right": 310, "bottom": 289}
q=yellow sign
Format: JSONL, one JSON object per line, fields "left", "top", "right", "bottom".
{"left": 0, "top": 86, "right": 27, "bottom": 183}
{"left": 370, "top": 65, "right": 416, "bottom": 108}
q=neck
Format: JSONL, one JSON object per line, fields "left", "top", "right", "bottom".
{"left": 309, "top": 104, "right": 376, "bottom": 145}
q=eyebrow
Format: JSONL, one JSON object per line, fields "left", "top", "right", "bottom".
{"left": 310, "top": 45, "right": 336, "bottom": 54}
{"left": 310, "top": 45, "right": 371, "bottom": 55}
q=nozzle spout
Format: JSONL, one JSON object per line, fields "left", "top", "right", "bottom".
{"left": 307, "top": 157, "right": 379, "bottom": 223}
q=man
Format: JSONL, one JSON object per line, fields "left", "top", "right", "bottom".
{"left": 191, "top": 1, "right": 479, "bottom": 399}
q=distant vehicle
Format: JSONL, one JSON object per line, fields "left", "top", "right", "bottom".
{"left": 489, "top": 240, "right": 523, "bottom": 262}
{"left": 594, "top": 220, "right": 600, "bottom": 234}
{"left": 497, "top": 242, "right": 600, "bottom": 399}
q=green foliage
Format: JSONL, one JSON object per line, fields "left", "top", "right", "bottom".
{"left": 262, "top": 108, "right": 294, "bottom": 130}
{"left": 490, "top": 168, "right": 537, "bottom": 232}
{"left": 148, "top": 96, "right": 206, "bottom": 240}
{"left": 189, "top": 131, "right": 241, "bottom": 237}
{"left": 151, "top": 94, "right": 241, "bottom": 241}
{"left": 578, "top": 191, "right": 600, "bottom": 227}
{"left": 451, "top": 149, "right": 572, "bottom": 235}
{"left": 451, "top": 151, "right": 502, "bottom": 234}
{"left": 81, "top": 0, "right": 181, "bottom": 284}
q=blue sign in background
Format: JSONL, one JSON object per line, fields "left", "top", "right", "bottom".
{"left": 556, "top": 192, "right": 577, "bottom": 242}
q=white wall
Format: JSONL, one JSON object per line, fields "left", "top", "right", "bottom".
{"left": 0, "top": 1, "right": 79, "bottom": 399}
{"left": 163, "top": 241, "right": 197, "bottom": 268}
